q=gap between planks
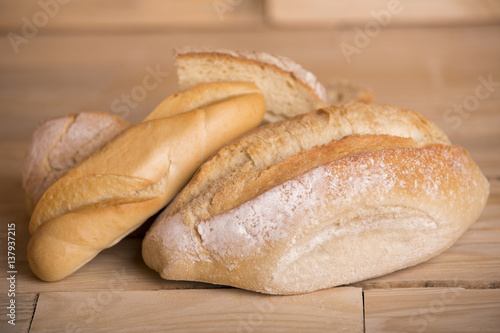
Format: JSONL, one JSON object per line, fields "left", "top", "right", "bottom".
{"left": 0, "top": 293, "right": 37, "bottom": 333}
{"left": 27, "top": 294, "right": 38, "bottom": 333}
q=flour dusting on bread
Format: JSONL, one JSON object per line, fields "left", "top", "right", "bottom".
{"left": 142, "top": 103, "right": 489, "bottom": 294}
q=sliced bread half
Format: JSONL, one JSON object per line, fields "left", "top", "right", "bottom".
{"left": 174, "top": 47, "right": 327, "bottom": 123}
{"left": 174, "top": 47, "right": 374, "bottom": 123}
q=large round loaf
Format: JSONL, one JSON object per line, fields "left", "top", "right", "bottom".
{"left": 142, "top": 103, "right": 489, "bottom": 295}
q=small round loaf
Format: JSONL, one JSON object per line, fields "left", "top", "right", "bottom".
{"left": 21, "top": 111, "right": 131, "bottom": 213}
{"left": 142, "top": 103, "right": 489, "bottom": 295}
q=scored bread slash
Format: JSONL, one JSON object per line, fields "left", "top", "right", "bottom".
{"left": 174, "top": 46, "right": 328, "bottom": 123}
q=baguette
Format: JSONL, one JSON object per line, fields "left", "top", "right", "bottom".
{"left": 142, "top": 103, "right": 489, "bottom": 295}
{"left": 21, "top": 111, "right": 131, "bottom": 213}
{"left": 28, "top": 82, "right": 266, "bottom": 281}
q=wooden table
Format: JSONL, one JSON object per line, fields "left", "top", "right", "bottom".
{"left": 1, "top": 1, "right": 499, "bottom": 332}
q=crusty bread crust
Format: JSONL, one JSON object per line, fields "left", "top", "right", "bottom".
{"left": 163, "top": 103, "right": 450, "bottom": 219}
{"left": 142, "top": 103, "right": 489, "bottom": 294}
{"left": 28, "top": 82, "right": 266, "bottom": 282}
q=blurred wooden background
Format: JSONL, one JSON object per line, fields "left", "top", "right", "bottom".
{"left": 1, "top": 1, "right": 499, "bottom": 332}
{"left": 1, "top": 0, "right": 500, "bottom": 30}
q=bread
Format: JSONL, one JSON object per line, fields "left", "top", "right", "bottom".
{"left": 325, "top": 78, "right": 374, "bottom": 105}
{"left": 23, "top": 50, "right": 373, "bottom": 214}
{"left": 142, "top": 103, "right": 489, "bottom": 295}
{"left": 174, "top": 47, "right": 329, "bottom": 123}
{"left": 21, "top": 53, "right": 272, "bottom": 213}
{"left": 175, "top": 47, "right": 375, "bottom": 123}
{"left": 28, "top": 82, "right": 266, "bottom": 282}
{"left": 21, "top": 111, "right": 131, "bottom": 213}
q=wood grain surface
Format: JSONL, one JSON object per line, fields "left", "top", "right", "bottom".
{"left": 266, "top": 0, "right": 500, "bottom": 27}
{"left": 0, "top": 0, "right": 265, "bottom": 31}
{"left": 364, "top": 288, "right": 500, "bottom": 332}
{"left": 0, "top": 1, "right": 499, "bottom": 332}
{"left": 29, "top": 288, "right": 363, "bottom": 332}
{"left": 1, "top": 294, "right": 37, "bottom": 333}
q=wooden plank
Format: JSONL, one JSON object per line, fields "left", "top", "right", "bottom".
{"left": 30, "top": 288, "right": 363, "bottom": 332}
{"left": 488, "top": 180, "right": 500, "bottom": 204}
{"left": 17, "top": 237, "right": 224, "bottom": 294}
{"left": 0, "top": 0, "right": 264, "bottom": 32}
{"left": 364, "top": 288, "right": 500, "bottom": 333}
{"left": 457, "top": 139, "right": 500, "bottom": 180}
{"left": 0, "top": 293, "right": 37, "bottom": 333}
{"left": 266, "top": 0, "right": 500, "bottom": 27}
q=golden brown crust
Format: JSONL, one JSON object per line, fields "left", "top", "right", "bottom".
{"left": 28, "top": 82, "right": 266, "bottom": 281}
{"left": 143, "top": 103, "right": 489, "bottom": 295}
{"left": 164, "top": 103, "right": 451, "bottom": 219}
{"left": 208, "top": 135, "right": 420, "bottom": 216}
